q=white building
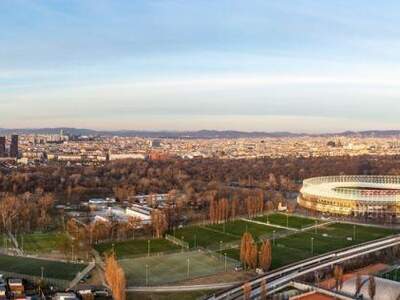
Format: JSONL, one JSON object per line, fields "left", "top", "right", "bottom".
{"left": 125, "top": 204, "right": 153, "bottom": 223}
{"left": 109, "top": 153, "right": 146, "bottom": 160}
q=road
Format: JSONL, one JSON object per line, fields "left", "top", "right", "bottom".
{"left": 126, "top": 282, "right": 240, "bottom": 292}
{"left": 207, "top": 234, "right": 400, "bottom": 300}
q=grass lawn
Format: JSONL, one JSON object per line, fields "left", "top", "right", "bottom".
{"left": 0, "top": 254, "right": 86, "bottom": 280}
{"left": 253, "top": 213, "right": 320, "bottom": 229}
{"left": 94, "top": 238, "right": 180, "bottom": 259}
{"left": 172, "top": 226, "right": 238, "bottom": 249}
{"left": 20, "top": 232, "right": 70, "bottom": 254}
{"left": 223, "top": 223, "right": 398, "bottom": 270}
{"left": 206, "top": 220, "right": 286, "bottom": 241}
{"left": 120, "top": 250, "right": 237, "bottom": 286}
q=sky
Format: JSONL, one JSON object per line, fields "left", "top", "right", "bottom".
{"left": 1, "top": 0, "right": 400, "bottom": 133}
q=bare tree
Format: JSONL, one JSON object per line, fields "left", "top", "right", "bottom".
{"left": 243, "top": 282, "right": 252, "bottom": 300}
{"left": 368, "top": 276, "right": 376, "bottom": 300}
{"left": 355, "top": 273, "right": 362, "bottom": 296}
{"left": 333, "top": 265, "right": 343, "bottom": 291}
{"left": 260, "top": 278, "right": 267, "bottom": 300}
{"left": 240, "top": 232, "right": 254, "bottom": 269}
{"left": 259, "top": 240, "right": 272, "bottom": 271}
{"left": 151, "top": 209, "right": 168, "bottom": 238}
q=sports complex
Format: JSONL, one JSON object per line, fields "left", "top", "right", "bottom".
{"left": 298, "top": 175, "right": 400, "bottom": 216}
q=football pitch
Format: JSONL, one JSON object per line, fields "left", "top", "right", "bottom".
{"left": 253, "top": 213, "right": 322, "bottom": 229}
{"left": 20, "top": 232, "right": 70, "bottom": 254}
{"left": 0, "top": 254, "right": 86, "bottom": 281}
{"left": 95, "top": 238, "right": 180, "bottom": 259}
{"left": 173, "top": 220, "right": 287, "bottom": 249}
{"left": 120, "top": 250, "right": 237, "bottom": 286}
{"left": 222, "top": 222, "right": 398, "bottom": 269}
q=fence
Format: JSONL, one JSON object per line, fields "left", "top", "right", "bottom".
{"left": 165, "top": 234, "right": 189, "bottom": 249}
{"left": 207, "top": 240, "right": 240, "bottom": 252}
{"left": 200, "top": 247, "right": 239, "bottom": 266}
{"left": 0, "top": 270, "right": 70, "bottom": 290}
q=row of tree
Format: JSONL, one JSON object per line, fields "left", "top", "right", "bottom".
{"left": 209, "top": 194, "right": 269, "bottom": 225}
{"left": 240, "top": 232, "right": 272, "bottom": 271}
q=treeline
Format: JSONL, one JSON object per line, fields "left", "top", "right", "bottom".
{"left": 1, "top": 155, "right": 400, "bottom": 202}
{"left": 209, "top": 194, "right": 268, "bottom": 224}
{"left": 0, "top": 191, "right": 54, "bottom": 234}
{"left": 1, "top": 155, "right": 400, "bottom": 231}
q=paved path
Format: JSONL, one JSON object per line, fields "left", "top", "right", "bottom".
{"left": 241, "top": 218, "right": 298, "bottom": 232}
{"left": 126, "top": 282, "right": 240, "bottom": 292}
{"left": 68, "top": 262, "right": 96, "bottom": 289}
{"left": 7, "top": 232, "right": 23, "bottom": 255}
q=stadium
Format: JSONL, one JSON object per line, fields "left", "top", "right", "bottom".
{"left": 298, "top": 176, "right": 400, "bottom": 217}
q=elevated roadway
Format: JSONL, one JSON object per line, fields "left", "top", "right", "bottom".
{"left": 207, "top": 234, "right": 400, "bottom": 300}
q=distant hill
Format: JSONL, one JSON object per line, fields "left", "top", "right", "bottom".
{"left": 0, "top": 128, "right": 400, "bottom": 139}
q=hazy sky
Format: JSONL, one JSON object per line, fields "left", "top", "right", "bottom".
{"left": 2, "top": 0, "right": 400, "bottom": 132}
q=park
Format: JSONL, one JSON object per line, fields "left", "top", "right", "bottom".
{"left": 93, "top": 213, "right": 398, "bottom": 286}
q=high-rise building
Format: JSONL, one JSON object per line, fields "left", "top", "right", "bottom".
{"left": 151, "top": 139, "right": 162, "bottom": 148}
{"left": 0, "top": 137, "right": 5, "bottom": 157}
{"left": 10, "top": 135, "right": 19, "bottom": 158}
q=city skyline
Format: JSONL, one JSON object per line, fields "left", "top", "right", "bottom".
{"left": 2, "top": 1, "right": 400, "bottom": 132}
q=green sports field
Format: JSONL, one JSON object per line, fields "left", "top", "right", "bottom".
{"left": 206, "top": 220, "right": 287, "bottom": 240}
{"left": 172, "top": 220, "right": 287, "bottom": 249}
{"left": 94, "top": 238, "right": 180, "bottom": 259}
{"left": 172, "top": 226, "right": 239, "bottom": 249}
{"left": 20, "top": 232, "right": 70, "bottom": 254}
{"left": 222, "top": 223, "right": 398, "bottom": 269}
{"left": 120, "top": 250, "right": 237, "bottom": 286}
{"left": 0, "top": 254, "right": 86, "bottom": 280}
{"left": 253, "top": 213, "right": 321, "bottom": 229}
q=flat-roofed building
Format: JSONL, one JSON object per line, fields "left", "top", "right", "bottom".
{"left": 126, "top": 204, "right": 152, "bottom": 222}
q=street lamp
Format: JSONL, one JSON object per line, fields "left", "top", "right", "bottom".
{"left": 145, "top": 264, "right": 149, "bottom": 286}
{"left": 224, "top": 253, "right": 227, "bottom": 272}
{"left": 41, "top": 267, "right": 44, "bottom": 280}
{"left": 311, "top": 237, "right": 314, "bottom": 255}
{"left": 187, "top": 257, "right": 190, "bottom": 278}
